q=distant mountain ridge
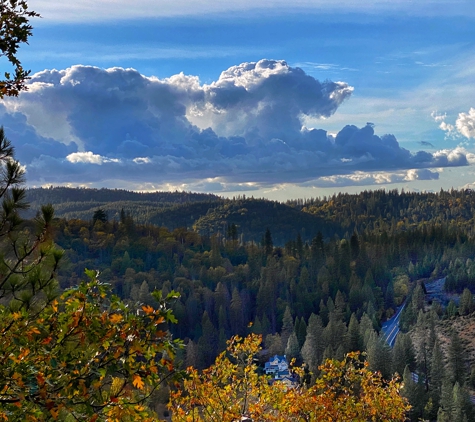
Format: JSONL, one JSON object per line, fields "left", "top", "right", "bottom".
{"left": 24, "top": 186, "right": 475, "bottom": 245}
{"left": 24, "top": 187, "right": 336, "bottom": 244}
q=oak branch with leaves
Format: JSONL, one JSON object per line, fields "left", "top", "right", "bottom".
{"left": 0, "top": 0, "right": 39, "bottom": 97}
{"left": 0, "top": 271, "right": 182, "bottom": 421}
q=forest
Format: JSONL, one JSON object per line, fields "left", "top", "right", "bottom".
{"left": 16, "top": 185, "right": 475, "bottom": 420}
{"left": 2, "top": 2, "right": 475, "bottom": 420}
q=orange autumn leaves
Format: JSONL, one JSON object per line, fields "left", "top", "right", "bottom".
{"left": 0, "top": 270, "right": 182, "bottom": 422}
{"left": 170, "top": 334, "right": 409, "bottom": 422}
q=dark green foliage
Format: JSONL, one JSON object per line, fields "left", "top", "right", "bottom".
{"left": 0, "top": 127, "right": 62, "bottom": 308}
{"left": 18, "top": 181, "right": 475, "bottom": 414}
{"left": 92, "top": 208, "right": 108, "bottom": 224}
{"left": 449, "top": 332, "right": 466, "bottom": 386}
{"left": 0, "top": 0, "right": 39, "bottom": 97}
{"left": 459, "top": 288, "right": 474, "bottom": 315}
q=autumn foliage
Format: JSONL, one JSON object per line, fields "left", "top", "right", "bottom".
{"left": 0, "top": 270, "right": 182, "bottom": 421}
{"left": 170, "top": 334, "right": 409, "bottom": 421}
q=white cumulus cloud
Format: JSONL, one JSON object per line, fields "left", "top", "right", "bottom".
{"left": 456, "top": 108, "right": 475, "bottom": 139}
{"left": 1, "top": 60, "right": 470, "bottom": 189}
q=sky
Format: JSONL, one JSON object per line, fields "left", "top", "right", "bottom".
{"left": 2, "top": 0, "right": 475, "bottom": 200}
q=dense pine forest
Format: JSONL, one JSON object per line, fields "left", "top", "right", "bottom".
{"left": 23, "top": 186, "right": 475, "bottom": 421}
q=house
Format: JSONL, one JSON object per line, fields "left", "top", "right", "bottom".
{"left": 264, "top": 355, "right": 299, "bottom": 388}
{"left": 264, "top": 355, "right": 288, "bottom": 375}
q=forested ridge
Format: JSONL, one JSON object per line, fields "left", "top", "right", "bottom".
{"left": 23, "top": 186, "right": 475, "bottom": 420}
{"left": 2, "top": 3, "right": 473, "bottom": 420}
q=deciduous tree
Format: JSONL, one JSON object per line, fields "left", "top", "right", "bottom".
{"left": 0, "top": 0, "right": 39, "bottom": 97}
{"left": 0, "top": 270, "right": 182, "bottom": 420}
{"left": 170, "top": 334, "right": 410, "bottom": 421}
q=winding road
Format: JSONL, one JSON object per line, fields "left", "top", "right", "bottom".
{"left": 381, "top": 301, "right": 406, "bottom": 347}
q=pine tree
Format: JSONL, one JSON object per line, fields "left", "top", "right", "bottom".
{"left": 138, "top": 280, "right": 151, "bottom": 305}
{"left": 366, "top": 331, "right": 392, "bottom": 380}
{"left": 359, "top": 313, "right": 374, "bottom": 349}
{"left": 285, "top": 332, "right": 301, "bottom": 363}
{"left": 459, "top": 288, "right": 473, "bottom": 315}
{"left": 185, "top": 340, "right": 201, "bottom": 369}
{"left": 439, "top": 378, "right": 455, "bottom": 420}
{"left": 346, "top": 313, "right": 362, "bottom": 352}
{"left": 250, "top": 315, "right": 262, "bottom": 335}
{"left": 323, "top": 310, "right": 347, "bottom": 352}
{"left": 301, "top": 313, "right": 324, "bottom": 377}
{"left": 280, "top": 306, "right": 294, "bottom": 349}
{"left": 230, "top": 288, "right": 244, "bottom": 335}
{"left": 449, "top": 332, "right": 466, "bottom": 386}
{"left": 402, "top": 365, "right": 422, "bottom": 421}
{"left": 264, "top": 228, "right": 273, "bottom": 256}
{"left": 429, "top": 340, "right": 445, "bottom": 418}
{"left": 199, "top": 311, "right": 218, "bottom": 368}
{"left": 295, "top": 316, "right": 307, "bottom": 348}
{"left": 392, "top": 333, "right": 415, "bottom": 376}
{"left": 265, "top": 333, "right": 284, "bottom": 356}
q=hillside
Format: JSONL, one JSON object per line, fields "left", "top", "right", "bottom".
{"left": 191, "top": 197, "right": 341, "bottom": 244}
{"left": 24, "top": 187, "right": 222, "bottom": 224}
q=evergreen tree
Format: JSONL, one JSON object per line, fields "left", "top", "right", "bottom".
{"left": 323, "top": 310, "right": 347, "bottom": 352}
{"left": 138, "top": 280, "right": 151, "bottom": 305}
{"left": 92, "top": 208, "right": 108, "bottom": 224}
{"left": 346, "top": 313, "right": 362, "bottom": 352}
{"left": 230, "top": 288, "right": 244, "bottom": 336}
{"left": 199, "top": 311, "right": 218, "bottom": 368}
{"left": 301, "top": 313, "right": 324, "bottom": 377}
{"left": 452, "top": 382, "right": 472, "bottom": 422}
{"left": 402, "top": 365, "right": 423, "bottom": 421}
{"left": 185, "top": 340, "right": 201, "bottom": 369}
{"left": 449, "top": 332, "right": 466, "bottom": 386}
{"left": 280, "top": 306, "right": 294, "bottom": 349}
{"left": 429, "top": 340, "right": 445, "bottom": 418}
{"left": 285, "top": 332, "right": 301, "bottom": 363}
{"left": 392, "top": 333, "right": 416, "bottom": 376}
{"left": 446, "top": 300, "right": 458, "bottom": 318}
{"left": 265, "top": 333, "right": 284, "bottom": 356}
{"left": 459, "top": 288, "right": 473, "bottom": 315}
{"left": 359, "top": 313, "right": 374, "bottom": 349}
{"left": 250, "top": 315, "right": 262, "bottom": 335}
{"left": 264, "top": 228, "right": 273, "bottom": 256}
{"left": 438, "top": 378, "right": 455, "bottom": 421}
{"left": 366, "top": 331, "right": 392, "bottom": 380}
{"left": 295, "top": 316, "right": 307, "bottom": 348}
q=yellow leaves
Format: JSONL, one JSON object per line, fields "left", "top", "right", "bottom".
{"left": 17, "top": 347, "right": 30, "bottom": 361}
{"left": 132, "top": 374, "right": 145, "bottom": 390}
{"left": 110, "top": 377, "right": 124, "bottom": 397}
{"left": 170, "top": 335, "right": 409, "bottom": 422}
{"left": 11, "top": 372, "right": 24, "bottom": 388}
{"left": 142, "top": 305, "right": 154, "bottom": 315}
{"left": 26, "top": 326, "right": 41, "bottom": 341}
{"left": 49, "top": 407, "right": 59, "bottom": 420}
{"left": 12, "top": 311, "right": 22, "bottom": 320}
{"left": 109, "top": 313, "right": 123, "bottom": 324}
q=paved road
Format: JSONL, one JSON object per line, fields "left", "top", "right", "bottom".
{"left": 381, "top": 301, "right": 406, "bottom": 347}
{"left": 381, "top": 276, "right": 446, "bottom": 348}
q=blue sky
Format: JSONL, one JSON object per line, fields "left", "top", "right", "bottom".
{"left": 2, "top": 0, "right": 475, "bottom": 200}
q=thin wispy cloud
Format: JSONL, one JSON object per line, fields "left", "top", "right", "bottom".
{"left": 29, "top": 0, "right": 475, "bottom": 22}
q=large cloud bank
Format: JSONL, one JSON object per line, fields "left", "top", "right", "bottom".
{"left": 1, "top": 60, "right": 468, "bottom": 191}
